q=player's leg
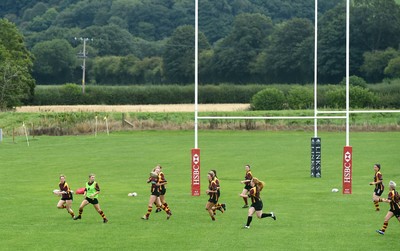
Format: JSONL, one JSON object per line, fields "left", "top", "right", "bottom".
{"left": 74, "top": 199, "right": 89, "bottom": 220}
{"left": 244, "top": 207, "right": 255, "bottom": 228}
{"left": 65, "top": 199, "right": 74, "bottom": 218}
{"left": 94, "top": 203, "right": 108, "bottom": 223}
{"left": 376, "top": 211, "right": 394, "bottom": 234}
{"left": 57, "top": 199, "right": 66, "bottom": 209}
{"left": 143, "top": 195, "right": 157, "bottom": 219}
{"left": 241, "top": 188, "right": 249, "bottom": 208}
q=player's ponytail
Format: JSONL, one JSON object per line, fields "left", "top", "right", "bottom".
{"left": 252, "top": 177, "right": 265, "bottom": 192}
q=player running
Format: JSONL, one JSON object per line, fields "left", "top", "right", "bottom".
{"left": 205, "top": 171, "right": 219, "bottom": 221}
{"left": 55, "top": 174, "right": 75, "bottom": 218}
{"left": 369, "top": 164, "right": 384, "bottom": 211}
{"left": 210, "top": 169, "right": 226, "bottom": 215}
{"left": 73, "top": 174, "right": 108, "bottom": 223}
{"left": 240, "top": 177, "right": 276, "bottom": 229}
{"left": 376, "top": 181, "right": 400, "bottom": 235}
{"left": 240, "top": 164, "right": 253, "bottom": 208}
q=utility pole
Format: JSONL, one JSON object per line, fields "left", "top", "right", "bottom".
{"left": 75, "top": 37, "right": 92, "bottom": 94}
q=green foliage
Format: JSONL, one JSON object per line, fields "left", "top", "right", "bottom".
{"left": 325, "top": 85, "right": 378, "bottom": 109}
{"left": 3, "top": 0, "right": 400, "bottom": 85}
{"left": 287, "top": 85, "right": 314, "bottom": 109}
{"left": 339, "top": 75, "right": 368, "bottom": 88}
{"left": 262, "top": 18, "right": 314, "bottom": 83}
{"left": 250, "top": 88, "right": 286, "bottom": 110}
{"left": 0, "top": 18, "right": 35, "bottom": 109}
{"left": 360, "top": 48, "right": 400, "bottom": 82}
{"left": 163, "top": 25, "right": 210, "bottom": 84}
{"left": 212, "top": 13, "right": 273, "bottom": 83}
{"left": 31, "top": 38, "right": 77, "bottom": 84}
{"left": 368, "top": 79, "right": 400, "bottom": 108}
{"left": 384, "top": 56, "right": 400, "bottom": 78}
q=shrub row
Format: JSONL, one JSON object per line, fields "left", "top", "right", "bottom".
{"left": 29, "top": 81, "right": 400, "bottom": 109}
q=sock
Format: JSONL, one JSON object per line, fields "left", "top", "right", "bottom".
{"left": 98, "top": 210, "right": 106, "bottom": 219}
{"left": 243, "top": 197, "right": 248, "bottom": 205}
{"left": 246, "top": 216, "right": 253, "bottom": 226}
{"left": 381, "top": 221, "right": 388, "bottom": 232}
{"left": 163, "top": 203, "right": 169, "bottom": 210}
{"left": 78, "top": 209, "right": 83, "bottom": 216}
{"left": 69, "top": 210, "right": 75, "bottom": 217}
{"left": 374, "top": 201, "right": 380, "bottom": 211}
{"left": 161, "top": 204, "right": 171, "bottom": 215}
{"left": 261, "top": 213, "right": 272, "bottom": 218}
{"left": 146, "top": 206, "right": 153, "bottom": 217}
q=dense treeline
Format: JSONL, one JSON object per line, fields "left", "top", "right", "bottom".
{"left": 1, "top": 0, "right": 400, "bottom": 86}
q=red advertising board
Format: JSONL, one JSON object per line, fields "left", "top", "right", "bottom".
{"left": 342, "top": 146, "right": 352, "bottom": 194}
{"left": 191, "top": 149, "right": 200, "bottom": 196}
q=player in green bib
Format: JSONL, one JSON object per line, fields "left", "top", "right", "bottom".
{"left": 73, "top": 174, "right": 108, "bottom": 223}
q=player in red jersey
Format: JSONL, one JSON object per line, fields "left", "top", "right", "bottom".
{"left": 369, "top": 164, "right": 384, "bottom": 211}
{"left": 376, "top": 180, "right": 400, "bottom": 235}
{"left": 240, "top": 177, "right": 276, "bottom": 229}
{"left": 240, "top": 164, "right": 253, "bottom": 208}
{"left": 55, "top": 174, "right": 75, "bottom": 218}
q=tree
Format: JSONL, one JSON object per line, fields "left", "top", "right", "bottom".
{"left": 212, "top": 13, "right": 273, "bottom": 83}
{"left": 260, "top": 18, "right": 314, "bottom": 83}
{"left": 31, "top": 39, "right": 77, "bottom": 84}
{"left": 0, "top": 18, "right": 35, "bottom": 109}
{"left": 384, "top": 57, "right": 400, "bottom": 78}
{"left": 360, "top": 48, "right": 400, "bottom": 82}
{"left": 163, "top": 25, "right": 210, "bottom": 84}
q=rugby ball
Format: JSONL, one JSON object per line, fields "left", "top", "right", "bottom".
{"left": 53, "top": 189, "right": 60, "bottom": 195}
{"left": 75, "top": 187, "right": 85, "bottom": 194}
{"left": 331, "top": 188, "right": 339, "bottom": 193}
{"left": 128, "top": 192, "right": 137, "bottom": 197}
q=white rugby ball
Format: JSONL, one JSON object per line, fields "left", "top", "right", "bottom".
{"left": 53, "top": 189, "right": 60, "bottom": 195}
{"left": 128, "top": 192, "right": 137, "bottom": 197}
{"left": 331, "top": 188, "right": 339, "bottom": 193}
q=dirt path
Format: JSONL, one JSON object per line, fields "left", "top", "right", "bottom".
{"left": 16, "top": 104, "right": 250, "bottom": 113}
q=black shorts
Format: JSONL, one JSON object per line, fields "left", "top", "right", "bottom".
{"left": 374, "top": 188, "right": 384, "bottom": 196}
{"left": 85, "top": 197, "right": 99, "bottom": 204}
{"left": 159, "top": 187, "right": 166, "bottom": 196}
{"left": 151, "top": 190, "right": 160, "bottom": 197}
{"left": 390, "top": 209, "right": 400, "bottom": 218}
{"left": 251, "top": 201, "right": 263, "bottom": 211}
{"left": 244, "top": 185, "right": 252, "bottom": 191}
{"left": 61, "top": 192, "right": 73, "bottom": 201}
{"left": 208, "top": 194, "right": 218, "bottom": 204}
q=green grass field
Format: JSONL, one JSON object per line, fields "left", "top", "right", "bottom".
{"left": 0, "top": 130, "right": 399, "bottom": 250}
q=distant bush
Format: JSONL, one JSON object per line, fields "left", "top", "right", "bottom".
{"left": 287, "top": 85, "right": 313, "bottom": 109}
{"left": 250, "top": 88, "right": 286, "bottom": 110}
{"left": 325, "top": 85, "right": 378, "bottom": 109}
{"left": 339, "top": 75, "right": 367, "bottom": 88}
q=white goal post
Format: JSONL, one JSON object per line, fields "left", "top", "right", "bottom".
{"left": 191, "top": 0, "right": 400, "bottom": 195}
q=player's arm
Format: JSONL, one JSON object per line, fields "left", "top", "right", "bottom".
{"left": 240, "top": 179, "right": 251, "bottom": 184}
